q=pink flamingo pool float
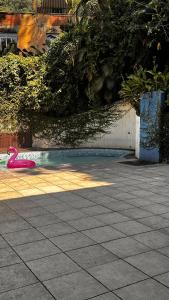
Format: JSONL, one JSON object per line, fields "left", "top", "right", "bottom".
{"left": 7, "top": 146, "right": 36, "bottom": 169}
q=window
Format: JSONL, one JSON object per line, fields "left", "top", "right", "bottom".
{"left": 0, "top": 33, "right": 17, "bottom": 51}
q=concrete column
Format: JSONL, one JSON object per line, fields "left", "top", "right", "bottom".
{"left": 139, "top": 91, "right": 165, "bottom": 162}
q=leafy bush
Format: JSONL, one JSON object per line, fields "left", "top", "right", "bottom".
{"left": 45, "top": 0, "right": 137, "bottom": 116}
{"left": 45, "top": 0, "right": 169, "bottom": 118}
{"left": 0, "top": 53, "right": 125, "bottom": 146}
{"left": 120, "top": 65, "right": 169, "bottom": 115}
{"left": 0, "top": 0, "right": 33, "bottom": 12}
{"left": 1, "top": 0, "right": 169, "bottom": 146}
{"left": 161, "top": 112, "right": 169, "bottom": 162}
{"left": 0, "top": 53, "right": 48, "bottom": 129}
{"left": 30, "top": 103, "right": 127, "bottom": 146}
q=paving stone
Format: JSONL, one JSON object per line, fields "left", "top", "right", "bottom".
{"left": 45, "top": 203, "right": 71, "bottom": 213}
{"left": 130, "top": 190, "right": 156, "bottom": 197}
{"left": 82, "top": 226, "right": 125, "bottom": 243}
{"left": 27, "top": 253, "right": 80, "bottom": 281}
{"left": 50, "top": 232, "right": 95, "bottom": 251}
{"left": 68, "top": 216, "right": 104, "bottom": 230}
{"left": 125, "top": 250, "right": 169, "bottom": 276}
{"left": 0, "top": 236, "right": 8, "bottom": 249}
{"left": 138, "top": 215, "right": 169, "bottom": 230}
{"left": 33, "top": 197, "right": 62, "bottom": 206}
{"left": 155, "top": 272, "right": 169, "bottom": 288}
{"left": 105, "top": 201, "right": 134, "bottom": 211}
{"left": 160, "top": 227, "right": 169, "bottom": 235}
{"left": 0, "top": 211, "right": 19, "bottom": 223}
{"left": 121, "top": 208, "right": 153, "bottom": 219}
{"left": 133, "top": 230, "right": 169, "bottom": 249}
{"left": 88, "top": 260, "right": 147, "bottom": 290}
{"left": 27, "top": 214, "right": 60, "bottom": 227}
{"left": 88, "top": 195, "right": 113, "bottom": 205}
{"left": 158, "top": 246, "right": 169, "bottom": 257}
{"left": 0, "top": 263, "right": 37, "bottom": 293}
{"left": 112, "top": 220, "right": 152, "bottom": 235}
{"left": 91, "top": 293, "right": 120, "bottom": 299}
{"left": 15, "top": 207, "right": 48, "bottom": 218}
{"left": 115, "top": 279, "right": 169, "bottom": 300}
{"left": 55, "top": 209, "right": 86, "bottom": 221}
{"left": 113, "top": 192, "right": 136, "bottom": 201}
{"left": 94, "top": 213, "right": 130, "bottom": 225}
{"left": 0, "top": 283, "right": 54, "bottom": 300}
{"left": 44, "top": 270, "right": 107, "bottom": 300}
{"left": 102, "top": 237, "right": 150, "bottom": 258}
{"left": 126, "top": 198, "right": 154, "bottom": 207}
{"left": 37, "top": 222, "right": 76, "bottom": 238}
{"left": 14, "top": 239, "right": 60, "bottom": 261}
{"left": 66, "top": 245, "right": 118, "bottom": 269}
{"left": 0, "top": 219, "right": 31, "bottom": 234}
{"left": 144, "top": 204, "right": 169, "bottom": 214}
{"left": 0, "top": 247, "right": 21, "bottom": 267}
{"left": 5, "top": 199, "right": 38, "bottom": 210}
{"left": 3, "top": 228, "right": 44, "bottom": 246}
{"left": 65, "top": 199, "right": 94, "bottom": 209}
{"left": 161, "top": 212, "right": 169, "bottom": 219}
{"left": 81, "top": 206, "right": 112, "bottom": 216}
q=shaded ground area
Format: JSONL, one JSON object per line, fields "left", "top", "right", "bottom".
{"left": 0, "top": 159, "right": 169, "bottom": 299}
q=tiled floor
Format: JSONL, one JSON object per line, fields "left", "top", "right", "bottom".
{"left": 1, "top": 160, "right": 169, "bottom": 299}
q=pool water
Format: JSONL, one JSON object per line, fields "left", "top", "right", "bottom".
{"left": 0, "top": 149, "right": 134, "bottom": 169}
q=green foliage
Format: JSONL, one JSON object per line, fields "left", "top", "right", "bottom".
{"left": 0, "top": 54, "right": 47, "bottom": 125}
{"left": 129, "top": 0, "right": 169, "bottom": 46}
{"left": 161, "top": 112, "right": 169, "bottom": 162}
{"left": 0, "top": 53, "right": 124, "bottom": 146}
{"left": 45, "top": 0, "right": 169, "bottom": 117}
{"left": 120, "top": 66, "right": 169, "bottom": 115}
{"left": 1, "top": 0, "right": 169, "bottom": 146}
{"left": 30, "top": 103, "right": 125, "bottom": 146}
{"left": 45, "top": 0, "right": 134, "bottom": 116}
{"left": 0, "top": 0, "right": 33, "bottom": 12}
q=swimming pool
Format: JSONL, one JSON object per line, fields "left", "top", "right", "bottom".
{"left": 0, "top": 148, "right": 134, "bottom": 169}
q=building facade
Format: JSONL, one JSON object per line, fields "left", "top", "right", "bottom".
{"left": 0, "top": 0, "right": 69, "bottom": 52}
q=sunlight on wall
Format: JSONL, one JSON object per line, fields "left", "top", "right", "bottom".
{"left": 0, "top": 13, "right": 69, "bottom": 51}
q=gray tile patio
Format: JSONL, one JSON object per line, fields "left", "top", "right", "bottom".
{"left": 1, "top": 161, "right": 169, "bottom": 299}
{"left": 102, "top": 237, "right": 150, "bottom": 258}
{"left": 115, "top": 279, "right": 169, "bottom": 300}
{"left": 66, "top": 244, "right": 118, "bottom": 268}
{"left": 3, "top": 228, "right": 45, "bottom": 246}
{"left": 44, "top": 270, "right": 107, "bottom": 300}
{"left": 0, "top": 283, "right": 55, "bottom": 300}
{"left": 88, "top": 260, "right": 147, "bottom": 290}
{"left": 50, "top": 231, "right": 95, "bottom": 251}
{"left": 91, "top": 293, "right": 121, "bottom": 300}
{"left": 125, "top": 250, "right": 169, "bottom": 276}
{"left": 27, "top": 253, "right": 81, "bottom": 281}
{"left": 14, "top": 239, "right": 61, "bottom": 261}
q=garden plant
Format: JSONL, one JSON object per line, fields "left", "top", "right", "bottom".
{"left": 0, "top": 0, "right": 169, "bottom": 146}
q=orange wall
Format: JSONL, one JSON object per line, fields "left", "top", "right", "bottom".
{"left": 0, "top": 13, "right": 69, "bottom": 50}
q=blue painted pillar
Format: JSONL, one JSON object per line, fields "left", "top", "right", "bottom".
{"left": 139, "top": 91, "right": 165, "bottom": 162}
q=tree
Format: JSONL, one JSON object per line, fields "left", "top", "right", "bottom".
{"left": 0, "top": 53, "right": 47, "bottom": 129}
{"left": 66, "top": 0, "right": 81, "bottom": 14}
{"left": 0, "top": 0, "right": 33, "bottom": 12}
{"left": 45, "top": 0, "right": 169, "bottom": 118}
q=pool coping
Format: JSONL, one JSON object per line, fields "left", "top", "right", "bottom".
{"left": 0, "top": 148, "right": 134, "bottom": 162}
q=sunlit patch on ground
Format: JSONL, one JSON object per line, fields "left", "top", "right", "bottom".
{"left": 0, "top": 168, "right": 112, "bottom": 201}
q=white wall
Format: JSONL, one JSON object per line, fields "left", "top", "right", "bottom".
{"left": 135, "top": 115, "right": 140, "bottom": 158}
{"left": 81, "top": 105, "right": 136, "bottom": 149}
{"left": 33, "top": 104, "right": 136, "bottom": 150}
